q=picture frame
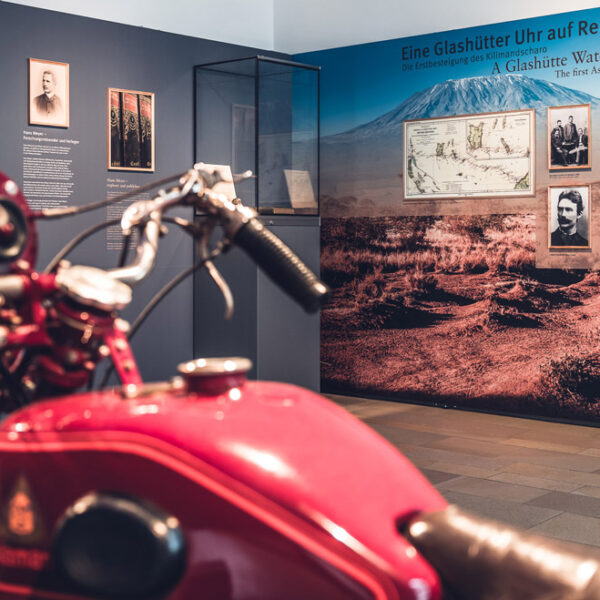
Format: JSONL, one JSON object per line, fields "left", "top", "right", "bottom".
{"left": 548, "top": 184, "right": 591, "bottom": 250}
{"left": 547, "top": 104, "right": 591, "bottom": 170}
{"left": 107, "top": 88, "right": 155, "bottom": 172}
{"left": 28, "top": 58, "right": 69, "bottom": 128}
{"left": 403, "top": 109, "right": 535, "bottom": 200}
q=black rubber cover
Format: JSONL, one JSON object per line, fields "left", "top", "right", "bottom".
{"left": 54, "top": 492, "right": 186, "bottom": 598}
{"left": 233, "top": 218, "right": 329, "bottom": 313}
{"left": 404, "top": 504, "right": 600, "bottom": 600}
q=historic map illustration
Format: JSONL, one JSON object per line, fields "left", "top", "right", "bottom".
{"left": 404, "top": 109, "right": 535, "bottom": 199}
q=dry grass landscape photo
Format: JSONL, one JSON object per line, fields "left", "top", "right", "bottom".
{"left": 321, "top": 214, "right": 600, "bottom": 423}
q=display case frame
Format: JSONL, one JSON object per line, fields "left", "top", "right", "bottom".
{"left": 194, "top": 55, "right": 320, "bottom": 216}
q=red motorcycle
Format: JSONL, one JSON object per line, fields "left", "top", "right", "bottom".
{"left": 0, "top": 166, "right": 597, "bottom": 600}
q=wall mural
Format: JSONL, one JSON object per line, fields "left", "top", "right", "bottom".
{"left": 296, "top": 8, "right": 600, "bottom": 422}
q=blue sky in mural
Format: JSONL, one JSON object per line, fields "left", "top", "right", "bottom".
{"left": 296, "top": 7, "right": 600, "bottom": 136}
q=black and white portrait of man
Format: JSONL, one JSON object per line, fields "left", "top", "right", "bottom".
{"left": 548, "top": 185, "right": 591, "bottom": 250}
{"left": 29, "top": 58, "right": 69, "bottom": 127}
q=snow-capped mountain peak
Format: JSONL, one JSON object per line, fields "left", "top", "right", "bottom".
{"left": 326, "top": 75, "right": 599, "bottom": 144}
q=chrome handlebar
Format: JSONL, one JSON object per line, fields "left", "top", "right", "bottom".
{"left": 104, "top": 163, "right": 327, "bottom": 314}
{"left": 0, "top": 164, "right": 327, "bottom": 316}
{"left": 105, "top": 165, "right": 254, "bottom": 297}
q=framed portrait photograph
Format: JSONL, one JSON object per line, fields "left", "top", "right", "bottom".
{"left": 108, "top": 88, "right": 154, "bottom": 172}
{"left": 28, "top": 58, "right": 69, "bottom": 128}
{"left": 548, "top": 104, "right": 590, "bottom": 170}
{"left": 548, "top": 185, "right": 591, "bottom": 250}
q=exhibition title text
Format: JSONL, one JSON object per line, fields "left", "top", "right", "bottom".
{"left": 401, "top": 20, "right": 599, "bottom": 60}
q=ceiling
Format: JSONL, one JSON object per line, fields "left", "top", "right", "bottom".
{"left": 5, "top": 0, "right": 600, "bottom": 53}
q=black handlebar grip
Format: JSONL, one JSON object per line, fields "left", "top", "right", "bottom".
{"left": 233, "top": 218, "right": 329, "bottom": 313}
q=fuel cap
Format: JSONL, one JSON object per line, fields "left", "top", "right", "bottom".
{"left": 178, "top": 357, "right": 252, "bottom": 395}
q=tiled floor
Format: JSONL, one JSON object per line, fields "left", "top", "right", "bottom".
{"left": 328, "top": 394, "right": 600, "bottom": 548}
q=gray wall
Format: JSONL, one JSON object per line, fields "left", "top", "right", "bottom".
{"left": 257, "top": 218, "right": 321, "bottom": 390}
{"left": 193, "top": 216, "right": 321, "bottom": 391}
{"left": 0, "top": 1, "right": 287, "bottom": 383}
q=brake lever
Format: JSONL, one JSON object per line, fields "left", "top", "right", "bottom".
{"left": 232, "top": 170, "right": 254, "bottom": 184}
{"left": 116, "top": 166, "right": 251, "bottom": 236}
{"left": 121, "top": 169, "right": 201, "bottom": 234}
{"left": 196, "top": 219, "right": 234, "bottom": 320}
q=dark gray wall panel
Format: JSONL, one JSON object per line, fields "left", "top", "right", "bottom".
{"left": 0, "top": 2, "right": 320, "bottom": 390}
{"left": 193, "top": 246, "right": 259, "bottom": 378}
{"left": 257, "top": 218, "right": 321, "bottom": 391}
{"left": 0, "top": 1, "right": 281, "bottom": 382}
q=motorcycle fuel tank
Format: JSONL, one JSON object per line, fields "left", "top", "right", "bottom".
{"left": 0, "top": 365, "right": 446, "bottom": 600}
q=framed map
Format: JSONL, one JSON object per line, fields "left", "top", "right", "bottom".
{"left": 403, "top": 109, "right": 535, "bottom": 200}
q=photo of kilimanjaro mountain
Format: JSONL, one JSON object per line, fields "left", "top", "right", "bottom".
{"left": 319, "top": 72, "right": 600, "bottom": 422}
{"left": 320, "top": 74, "right": 600, "bottom": 216}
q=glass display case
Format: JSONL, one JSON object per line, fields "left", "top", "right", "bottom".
{"left": 194, "top": 56, "right": 320, "bottom": 215}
